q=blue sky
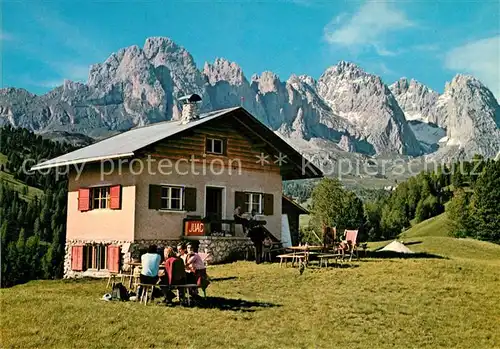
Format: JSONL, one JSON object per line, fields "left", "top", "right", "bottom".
{"left": 1, "top": 0, "right": 499, "bottom": 98}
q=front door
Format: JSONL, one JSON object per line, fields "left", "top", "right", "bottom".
{"left": 206, "top": 187, "right": 223, "bottom": 233}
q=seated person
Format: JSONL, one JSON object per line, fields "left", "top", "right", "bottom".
{"left": 177, "top": 243, "right": 188, "bottom": 265}
{"left": 185, "top": 243, "right": 210, "bottom": 297}
{"left": 161, "top": 247, "right": 187, "bottom": 303}
{"left": 233, "top": 206, "right": 249, "bottom": 233}
{"left": 138, "top": 244, "right": 161, "bottom": 297}
{"left": 263, "top": 235, "right": 273, "bottom": 247}
{"left": 248, "top": 209, "right": 260, "bottom": 230}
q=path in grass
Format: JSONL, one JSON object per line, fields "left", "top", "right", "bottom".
{"left": 1, "top": 236, "right": 500, "bottom": 349}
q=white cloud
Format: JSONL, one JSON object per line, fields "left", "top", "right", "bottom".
{"left": 56, "top": 62, "right": 90, "bottom": 82}
{"left": 413, "top": 44, "right": 440, "bottom": 52}
{"left": 0, "top": 31, "right": 14, "bottom": 41}
{"left": 323, "top": 2, "right": 413, "bottom": 55}
{"left": 445, "top": 36, "right": 500, "bottom": 99}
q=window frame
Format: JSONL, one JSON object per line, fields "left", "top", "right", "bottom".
{"left": 83, "top": 244, "right": 107, "bottom": 271}
{"left": 206, "top": 137, "right": 224, "bottom": 155}
{"left": 245, "top": 192, "right": 263, "bottom": 214}
{"left": 90, "top": 186, "right": 110, "bottom": 210}
{"left": 160, "top": 185, "right": 184, "bottom": 211}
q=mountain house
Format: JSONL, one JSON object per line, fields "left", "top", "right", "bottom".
{"left": 32, "top": 95, "right": 321, "bottom": 277}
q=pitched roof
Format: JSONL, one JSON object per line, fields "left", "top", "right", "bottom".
{"left": 282, "top": 195, "right": 309, "bottom": 214}
{"left": 31, "top": 107, "right": 239, "bottom": 170}
{"left": 31, "top": 107, "right": 323, "bottom": 180}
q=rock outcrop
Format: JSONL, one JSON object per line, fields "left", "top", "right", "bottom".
{"left": 391, "top": 75, "right": 500, "bottom": 159}
{"left": 317, "top": 62, "right": 422, "bottom": 156}
{"left": 1, "top": 37, "right": 498, "bottom": 160}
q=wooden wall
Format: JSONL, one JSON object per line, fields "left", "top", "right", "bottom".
{"left": 143, "top": 117, "right": 281, "bottom": 174}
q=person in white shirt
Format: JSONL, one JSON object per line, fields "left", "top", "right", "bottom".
{"left": 136, "top": 245, "right": 161, "bottom": 300}
{"left": 140, "top": 244, "right": 161, "bottom": 284}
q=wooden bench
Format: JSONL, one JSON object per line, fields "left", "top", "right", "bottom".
{"left": 137, "top": 283, "right": 156, "bottom": 305}
{"left": 138, "top": 283, "right": 204, "bottom": 306}
{"left": 317, "top": 253, "right": 343, "bottom": 268}
{"left": 107, "top": 273, "right": 131, "bottom": 289}
{"left": 165, "top": 284, "right": 204, "bottom": 306}
{"left": 263, "top": 242, "right": 285, "bottom": 262}
{"left": 277, "top": 253, "right": 305, "bottom": 267}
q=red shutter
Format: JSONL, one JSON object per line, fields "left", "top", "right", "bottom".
{"left": 71, "top": 245, "right": 84, "bottom": 271}
{"left": 78, "top": 188, "right": 90, "bottom": 211}
{"left": 107, "top": 245, "right": 120, "bottom": 273}
{"left": 109, "top": 185, "right": 121, "bottom": 210}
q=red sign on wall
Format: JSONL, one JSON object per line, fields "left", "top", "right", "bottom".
{"left": 185, "top": 220, "right": 205, "bottom": 236}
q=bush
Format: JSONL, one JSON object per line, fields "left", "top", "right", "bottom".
{"left": 447, "top": 188, "right": 474, "bottom": 238}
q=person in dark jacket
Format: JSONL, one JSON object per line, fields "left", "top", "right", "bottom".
{"left": 248, "top": 225, "right": 266, "bottom": 264}
{"left": 161, "top": 247, "right": 186, "bottom": 303}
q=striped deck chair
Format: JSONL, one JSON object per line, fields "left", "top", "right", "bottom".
{"left": 342, "top": 229, "right": 359, "bottom": 261}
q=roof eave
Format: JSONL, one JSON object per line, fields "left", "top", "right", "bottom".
{"left": 282, "top": 195, "right": 309, "bottom": 214}
{"left": 30, "top": 152, "right": 135, "bottom": 171}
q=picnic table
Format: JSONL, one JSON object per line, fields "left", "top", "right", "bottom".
{"left": 124, "top": 261, "right": 165, "bottom": 289}
{"left": 277, "top": 245, "right": 324, "bottom": 267}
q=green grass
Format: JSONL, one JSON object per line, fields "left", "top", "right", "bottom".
{"left": 0, "top": 153, "right": 7, "bottom": 166}
{"left": 2, "top": 235, "right": 500, "bottom": 349}
{"left": 0, "top": 152, "right": 43, "bottom": 201}
{"left": 0, "top": 171, "right": 43, "bottom": 201}
{"left": 403, "top": 212, "right": 453, "bottom": 239}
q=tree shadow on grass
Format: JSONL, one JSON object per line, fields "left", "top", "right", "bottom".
{"left": 209, "top": 276, "right": 238, "bottom": 282}
{"left": 363, "top": 250, "right": 447, "bottom": 260}
{"left": 306, "top": 263, "right": 360, "bottom": 270}
{"left": 401, "top": 241, "right": 423, "bottom": 246}
{"left": 191, "top": 296, "right": 280, "bottom": 312}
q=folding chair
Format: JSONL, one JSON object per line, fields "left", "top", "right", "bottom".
{"left": 342, "top": 229, "right": 359, "bottom": 261}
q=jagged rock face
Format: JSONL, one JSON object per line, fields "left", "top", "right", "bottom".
{"left": 1, "top": 37, "right": 498, "bottom": 160}
{"left": 317, "top": 62, "right": 422, "bottom": 156}
{"left": 390, "top": 78, "right": 439, "bottom": 122}
{"left": 338, "top": 134, "right": 356, "bottom": 152}
{"left": 390, "top": 75, "right": 500, "bottom": 160}
{"left": 430, "top": 75, "right": 500, "bottom": 159}
{"left": 203, "top": 58, "right": 268, "bottom": 125}
{"left": 204, "top": 61, "right": 342, "bottom": 143}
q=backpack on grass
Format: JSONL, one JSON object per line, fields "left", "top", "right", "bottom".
{"left": 111, "top": 283, "right": 129, "bottom": 301}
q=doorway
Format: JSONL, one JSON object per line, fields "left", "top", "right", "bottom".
{"left": 205, "top": 187, "right": 224, "bottom": 233}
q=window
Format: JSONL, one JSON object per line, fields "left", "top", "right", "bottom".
{"left": 160, "top": 186, "right": 183, "bottom": 210}
{"left": 83, "top": 244, "right": 107, "bottom": 270}
{"left": 206, "top": 138, "right": 224, "bottom": 154}
{"left": 91, "top": 187, "right": 110, "bottom": 209}
{"left": 245, "top": 193, "right": 263, "bottom": 214}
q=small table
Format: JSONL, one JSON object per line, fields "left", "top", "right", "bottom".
{"left": 287, "top": 245, "right": 324, "bottom": 266}
{"left": 125, "top": 262, "right": 164, "bottom": 289}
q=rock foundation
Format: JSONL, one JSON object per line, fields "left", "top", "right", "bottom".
{"left": 64, "top": 237, "right": 254, "bottom": 278}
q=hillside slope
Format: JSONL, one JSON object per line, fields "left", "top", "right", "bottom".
{"left": 0, "top": 153, "right": 43, "bottom": 201}
{"left": 396, "top": 212, "right": 500, "bottom": 262}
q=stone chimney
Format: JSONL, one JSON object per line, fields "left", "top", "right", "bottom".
{"left": 179, "top": 94, "right": 202, "bottom": 124}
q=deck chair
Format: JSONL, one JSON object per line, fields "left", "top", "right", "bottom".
{"left": 341, "top": 229, "right": 359, "bottom": 261}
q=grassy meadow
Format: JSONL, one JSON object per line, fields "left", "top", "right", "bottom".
{"left": 2, "top": 236, "right": 500, "bottom": 349}
{"left": 0, "top": 153, "right": 43, "bottom": 201}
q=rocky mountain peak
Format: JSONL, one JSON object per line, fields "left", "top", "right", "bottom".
{"left": 317, "top": 61, "right": 421, "bottom": 155}
{"left": 203, "top": 58, "right": 246, "bottom": 86}
{"left": 390, "top": 78, "right": 439, "bottom": 122}
{"left": 444, "top": 74, "right": 498, "bottom": 107}
{"left": 333, "top": 61, "right": 365, "bottom": 76}
{"left": 253, "top": 71, "right": 282, "bottom": 94}
{"left": 1, "top": 36, "right": 497, "bottom": 160}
